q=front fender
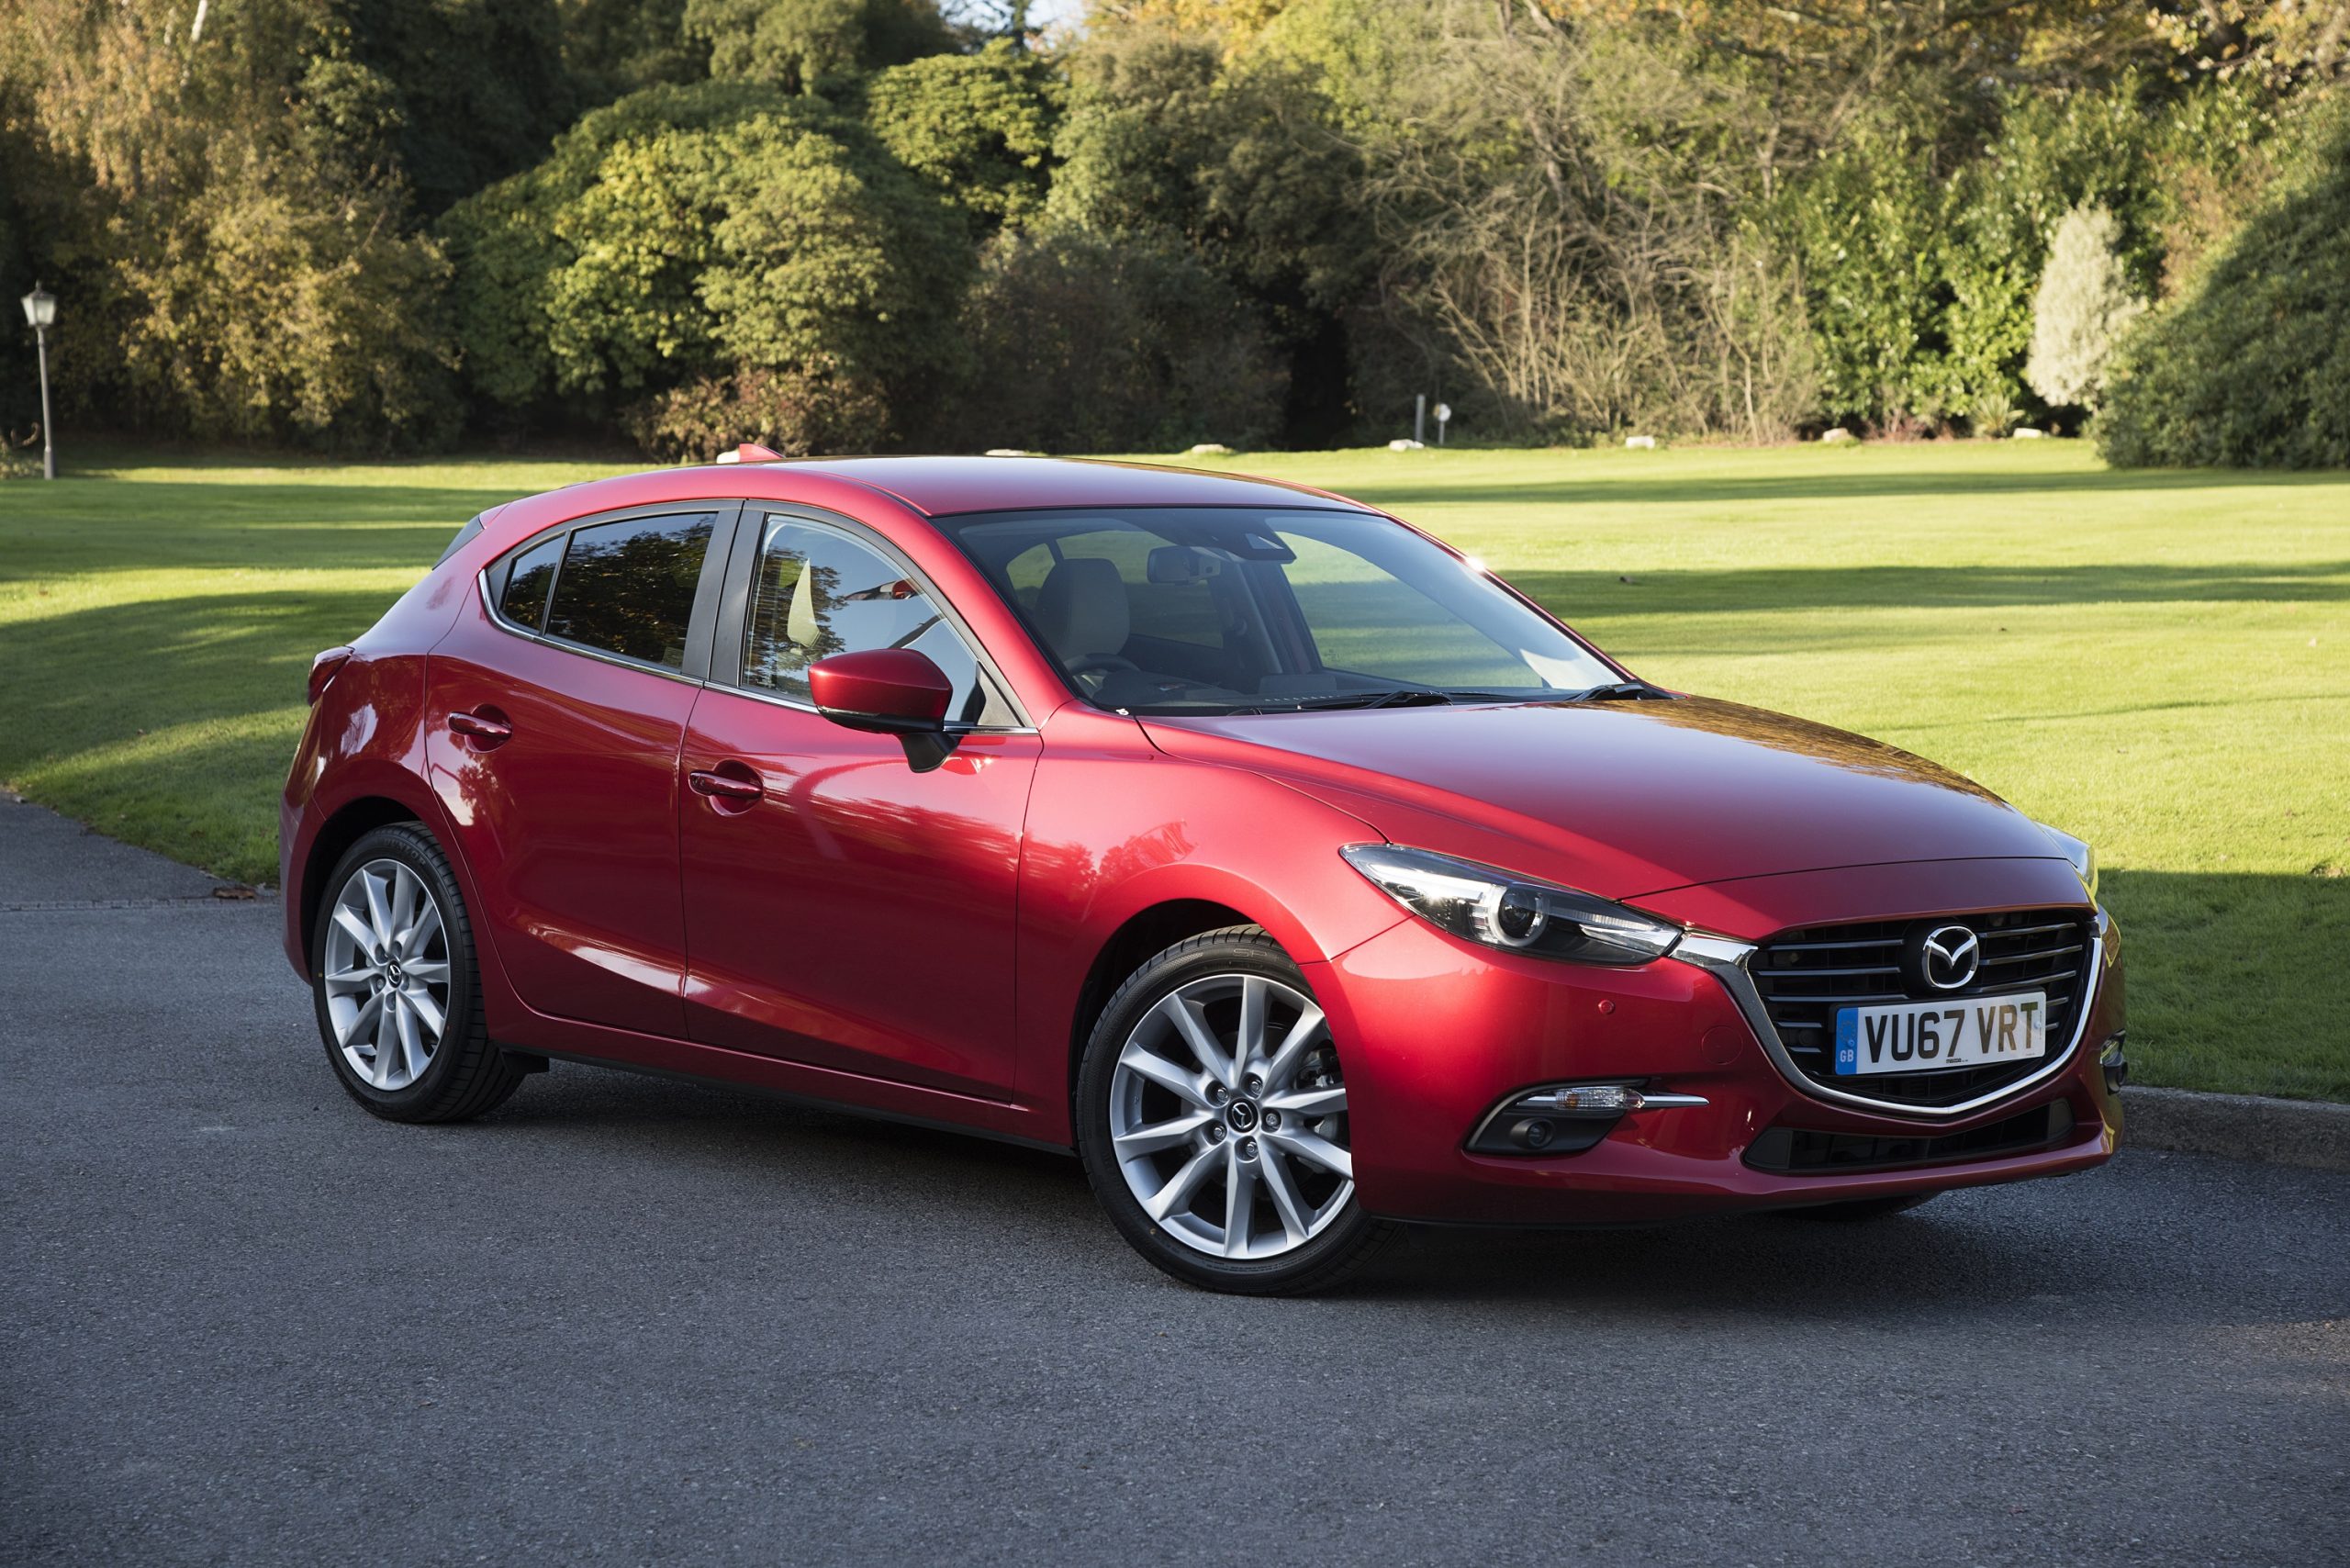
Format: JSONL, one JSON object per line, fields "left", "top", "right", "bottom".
{"left": 1013, "top": 706, "right": 1404, "bottom": 1134}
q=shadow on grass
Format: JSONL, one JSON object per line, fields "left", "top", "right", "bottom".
{"left": 0, "top": 588, "right": 408, "bottom": 881}
{"left": 2098, "top": 868, "right": 2350, "bottom": 1103}
{"left": 1505, "top": 561, "right": 2350, "bottom": 617}
{"left": 0, "top": 482, "right": 529, "bottom": 579}
{"left": 1349, "top": 463, "right": 2346, "bottom": 511}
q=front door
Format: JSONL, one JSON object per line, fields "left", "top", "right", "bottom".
{"left": 678, "top": 511, "right": 1038, "bottom": 1101}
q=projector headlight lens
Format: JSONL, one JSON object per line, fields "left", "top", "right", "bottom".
{"left": 1339, "top": 845, "right": 1682, "bottom": 965}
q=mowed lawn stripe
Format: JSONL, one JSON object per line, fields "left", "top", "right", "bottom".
{"left": 3, "top": 441, "right": 2344, "bottom": 1099}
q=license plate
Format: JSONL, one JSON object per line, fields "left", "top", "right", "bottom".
{"left": 1834, "top": 992, "right": 2050, "bottom": 1077}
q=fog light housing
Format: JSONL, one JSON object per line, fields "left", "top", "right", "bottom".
{"left": 1467, "top": 1082, "right": 1709, "bottom": 1156}
{"left": 2099, "top": 1033, "right": 2129, "bottom": 1092}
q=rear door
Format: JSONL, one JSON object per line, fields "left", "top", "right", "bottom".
{"left": 426, "top": 503, "right": 738, "bottom": 1040}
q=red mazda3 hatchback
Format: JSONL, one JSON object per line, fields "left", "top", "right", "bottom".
{"left": 284, "top": 456, "right": 2125, "bottom": 1293}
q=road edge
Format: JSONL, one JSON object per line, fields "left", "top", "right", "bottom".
{"left": 2123, "top": 1085, "right": 2350, "bottom": 1173}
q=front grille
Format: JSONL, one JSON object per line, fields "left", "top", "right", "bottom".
{"left": 1745, "top": 1101, "right": 2075, "bottom": 1174}
{"left": 1750, "top": 908, "right": 2095, "bottom": 1108}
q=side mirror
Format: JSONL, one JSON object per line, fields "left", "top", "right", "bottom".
{"left": 807, "top": 648, "right": 958, "bottom": 771}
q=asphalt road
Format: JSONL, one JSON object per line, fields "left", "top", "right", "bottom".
{"left": 4, "top": 797, "right": 2345, "bottom": 1566}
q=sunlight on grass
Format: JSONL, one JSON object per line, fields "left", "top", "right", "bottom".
{"left": 3, "top": 438, "right": 2344, "bottom": 1097}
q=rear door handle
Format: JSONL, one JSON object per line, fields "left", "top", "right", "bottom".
{"left": 688, "top": 767, "right": 765, "bottom": 805}
{"left": 448, "top": 710, "right": 513, "bottom": 747}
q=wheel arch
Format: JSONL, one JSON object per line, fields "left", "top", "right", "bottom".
{"left": 1064, "top": 898, "right": 1265, "bottom": 1117}
{"left": 297, "top": 795, "right": 430, "bottom": 972}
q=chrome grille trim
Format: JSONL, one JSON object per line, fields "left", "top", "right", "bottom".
{"left": 1671, "top": 913, "right": 2107, "bottom": 1121}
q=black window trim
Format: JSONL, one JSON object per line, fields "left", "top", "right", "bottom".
{"left": 711, "top": 503, "right": 1035, "bottom": 734}
{"left": 478, "top": 499, "right": 745, "bottom": 685}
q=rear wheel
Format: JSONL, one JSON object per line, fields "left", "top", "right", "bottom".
{"left": 311, "top": 823, "right": 527, "bottom": 1123}
{"left": 1076, "top": 926, "right": 1394, "bottom": 1294}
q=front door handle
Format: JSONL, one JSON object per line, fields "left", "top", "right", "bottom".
{"left": 688, "top": 765, "right": 765, "bottom": 809}
{"left": 448, "top": 709, "right": 513, "bottom": 747}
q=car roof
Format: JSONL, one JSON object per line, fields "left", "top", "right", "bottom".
{"left": 464, "top": 455, "right": 1379, "bottom": 565}
{"left": 708, "top": 455, "right": 1369, "bottom": 518}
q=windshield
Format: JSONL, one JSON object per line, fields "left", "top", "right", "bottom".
{"left": 936, "top": 507, "right": 1619, "bottom": 714}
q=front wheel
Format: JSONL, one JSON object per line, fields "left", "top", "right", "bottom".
{"left": 1076, "top": 926, "right": 1395, "bottom": 1294}
{"left": 311, "top": 822, "right": 528, "bottom": 1123}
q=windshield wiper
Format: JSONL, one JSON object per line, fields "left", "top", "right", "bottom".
{"left": 1561, "top": 679, "right": 1675, "bottom": 703}
{"left": 1214, "top": 688, "right": 1451, "bottom": 716}
{"left": 1215, "top": 688, "right": 1552, "bottom": 716}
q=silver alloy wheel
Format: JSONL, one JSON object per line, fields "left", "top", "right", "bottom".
{"left": 321, "top": 857, "right": 453, "bottom": 1092}
{"left": 1108, "top": 973, "right": 1354, "bottom": 1260}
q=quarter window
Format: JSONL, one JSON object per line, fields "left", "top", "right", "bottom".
{"left": 744, "top": 517, "right": 990, "bottom": 722}
{"left": 542, "top": 512, "right": 718, "bottom": 670}
{"left": 499, "top": 534, "right": 563, "bottom": 632}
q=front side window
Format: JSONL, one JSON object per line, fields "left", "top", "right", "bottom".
{"left": 743, "top": 516, "right": 991, "bottom": 722}
{"left": 541, "top": 512, "right": 718, "bottom": 670}
{"left": 940, "top": 508, "right": 1617, "bottom": 712}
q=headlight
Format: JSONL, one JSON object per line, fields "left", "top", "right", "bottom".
{"left": 2035, "top": 822, "right": 2098, "bottom": 902}
{"left": 1339, "top": 844, "right": 1682, "bottom": 965}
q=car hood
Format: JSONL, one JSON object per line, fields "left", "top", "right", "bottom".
{"left": 1140, "top": 696, "right": 2065, "bottom": 902}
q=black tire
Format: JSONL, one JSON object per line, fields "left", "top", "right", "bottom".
{"left": 309, "top": 822, "right": 528, "bottom": 1124}
{"left": 1782, "top": 1193, "right": 1941, "bottom": 1221}
{"left": 1075, "top": 925, "right": 1397, "bottom": 1294}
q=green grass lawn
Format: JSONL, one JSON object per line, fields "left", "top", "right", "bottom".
{"left": 4, "top": 439, "right": 2344, "bottom": 1099}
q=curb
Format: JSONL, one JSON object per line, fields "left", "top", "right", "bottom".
{"left": 2124, "top": 1085, "right": 2350, "bottom": 1174}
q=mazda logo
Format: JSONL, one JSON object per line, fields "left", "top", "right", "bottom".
{"left": 1914, "top": 924, "right": 1982, "bottom": 991}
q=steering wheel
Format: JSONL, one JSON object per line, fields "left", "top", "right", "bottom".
{"left": 1067, "top": 653, "right": 1140, "bottom": 680}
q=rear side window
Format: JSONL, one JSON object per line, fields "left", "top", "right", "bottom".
{"left": 499, "top": 534, "right": 564, "bottom": 631}
{"left": 543, "top": 512, "right": 718, "bottom": 669}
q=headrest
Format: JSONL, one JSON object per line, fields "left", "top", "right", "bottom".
{"left": 1034, "top": 557, "right": 1130, "bottom": 663}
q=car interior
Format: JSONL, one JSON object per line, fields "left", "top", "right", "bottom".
{"left": 946, "top": 508, "right": 1612, "bottom": 711}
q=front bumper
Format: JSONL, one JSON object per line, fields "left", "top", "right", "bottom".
{"left": 1308, "top": 899, "right": 2125, "bottom": 1226}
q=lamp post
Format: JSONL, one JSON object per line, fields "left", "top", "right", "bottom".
{"left": 21, "top": 284, "right": 56, "bottom": 480}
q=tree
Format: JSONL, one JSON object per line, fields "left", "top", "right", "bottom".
{"left": 685, "top": 0, "right": 952, "bottom": 89}
{"left": 2025, "top": 203, "right": 2146, "bottom": 409}
{"left": 1048, "top": 16, "right": 1372, "bottom": 440}
{"left": 441, "top": 81, "right": 970, "bottom": 441}
{"left": 0, "top": 0, "right": 459, "bottom": 450}
{"left": 935, "top": 229, "right": 1284, "bottom": 452}
{"left": 558, "top": 0, "right": 710, "bottom": 98}
{"left": 1349, "top": 1, "right": 1817, "bottom": 440}
{"left": 864, "top": 40, "right": 1062, "bottom": 225}
{"left": 2099, "top": 105, "right": 2350, "bottom": 467}
{"left": 2145, "top": 2, "right": 2350, "bottom": 84}
{"left": 318, "top": 1, "right": 581, "bottom": 218}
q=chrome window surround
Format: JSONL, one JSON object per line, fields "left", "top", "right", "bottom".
{"left": 478, "top": 570, "right": 1041, "bottom": 735}
{"left": 1669, "top": 913, "right": 2107, "bottom": 1120}
{"left": 471, "top": 501, "right": 1039, "bottom": 733}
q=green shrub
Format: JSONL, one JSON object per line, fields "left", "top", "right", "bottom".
{"left": 863, "top": 41, "right": 1062, "bottom": 226}
{"left": 2025, "top": 204, "right": 2147, "bottom": 410}
{"left": 2099, "top": 109, "right": 2350, "bottom": 469}
{"left": 934, "top": 228, "right": 1283, "bottom": 454}
{"left": 440, "top": 81, "right": 969, "bottom": 438}
{"left": 626, "top": 364, "right": 890, "bottom": 457}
